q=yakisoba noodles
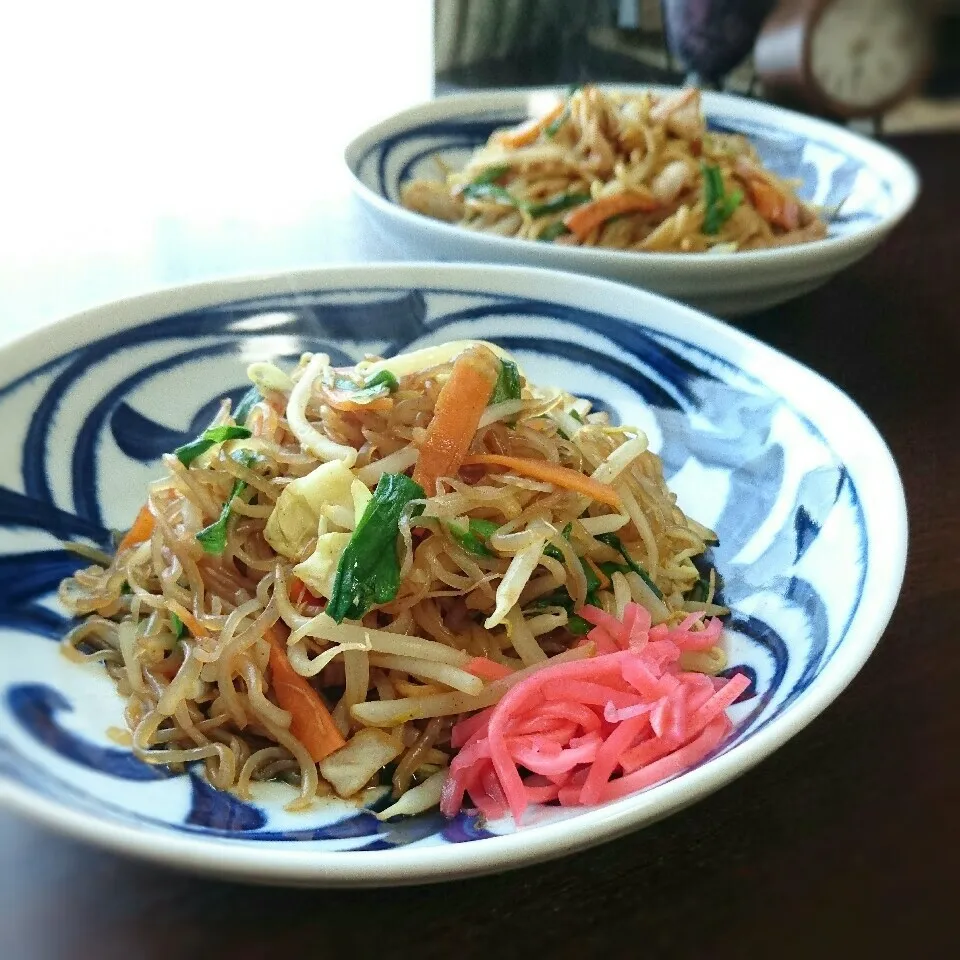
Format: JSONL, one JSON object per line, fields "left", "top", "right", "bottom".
{"left": 401, "top": 86, "right": 827, "bottom": 254}
{"left": 60, "top": 341, "right": 741, "bottom": 822}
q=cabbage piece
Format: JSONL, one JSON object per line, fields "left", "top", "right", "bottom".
{"left": 264, "top": 460, "right": 355, "bottom": 559}
{"left": 293, "top": 533, "right": 351, "bottom": 600}
{"left": 352, "top": 479, "right": 372, "bottom": 527}
{"left": 318, "top": 728, "right": 404, "bottom": 798}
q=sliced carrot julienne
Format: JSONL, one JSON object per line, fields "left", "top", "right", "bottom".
{"left": 155, "top": 649, "right": 185, "bottom": 679}
{"left": 118, "top": 504, "right": 154, "bottom": 552}
{"left": 465, "top": 656, "right": 514, "bottom": 681}
{"left": 165, "top": 600, "right": 209, "bottom": 640}
{"left": 265, "top": 623, "right": 346, "bottom": 763}
{"left": 462, "top": 454, "right": 622, "bottom": 509}
{"left": 412, "top": 345, "right": 501, "bottom": 496}
{"left": 495, "top": 101, "right": 565, "bottom": 149}
{"left": 745, "top": 178, "right": 799, "bottom": 231}
{"left": 563, "top": 191, "right": 659, "bottom": 240}
{"left": 289, "top": 577, "right": 321, "bottom": 607}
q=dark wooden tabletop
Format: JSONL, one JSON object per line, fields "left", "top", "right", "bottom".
{"left": 1, "top": 132, "right": 957, "bottom": 960}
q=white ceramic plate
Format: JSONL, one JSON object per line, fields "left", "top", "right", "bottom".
{"left": 345, "top": 87, "right": 919, "bottom": 316}
{"left": 0, "top": 264, "right": 906, "bottom": 886}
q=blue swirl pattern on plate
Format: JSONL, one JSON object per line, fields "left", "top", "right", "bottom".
{"left": 355, "top": 111, "right": 893, "bottom": 236}
{"left": 0, "top": 285, "right": 866, "bottom": 848}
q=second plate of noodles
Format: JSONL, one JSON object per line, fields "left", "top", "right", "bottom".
{"left": 59, "top": 339, "right": 734, "bottom": 822}
{"left": 401, "top": 86, "right": 828, "bottom": 254}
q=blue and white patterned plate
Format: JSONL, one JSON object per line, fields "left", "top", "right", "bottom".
{"left": 346, "top": 87, "right": 919, "bottom": 316}
{"left": 0, "top": 264, "right": 907, "bottom": 886}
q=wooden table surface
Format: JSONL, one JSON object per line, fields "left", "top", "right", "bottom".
{"left": 1, "top": 131, "right": 957, "bottom": 959}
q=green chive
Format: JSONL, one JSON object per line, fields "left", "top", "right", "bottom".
{"left": 364, "top": 370, "right": 399, "bottom": 392}
{"left": 170, "top": 612, "right": 185, "bottom": 639}
{"left": 596, "top": 533, "right": 664, "bottom": 600}
{"left": 447, "top": 517, "right": 500, "bottom": 557}
{"left": 567, "top": 614, "right": 593, "bottom": 636}
{"left": 233, "top": 386, "right": 262, "bottom": 426}
{"left": 469, "top": 164, "right": 511, "bottom": 186}
{"left": 489, "top": 359, "right": 522, "bottom": 405}
{"left": 537, "top": 221, "right": 571, "bottom": 242}
{"left": 195, "top": 450, "right": 258, "bottom": 555}
{"left": 174, "top": 425, "right": 252, "bottom": 467}
{"left": 461, "top": 182, "right": 516, "bottom": 205}
{"left": 527, "top": 192, "right": 591, "bottom": 218}
{"left": 701, "top": 162, "right": 743, "bottom": 235}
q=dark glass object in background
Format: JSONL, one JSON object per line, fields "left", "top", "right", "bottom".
{"left": 434, "top": 0, "right": 960, "bottom": 119}
{"left": 662, "top": 0, "right": 776, "bottom": 86}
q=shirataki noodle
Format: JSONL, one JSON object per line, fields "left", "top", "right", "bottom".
{"left": 59, "top": 339, "right": 729, "bottom": 818}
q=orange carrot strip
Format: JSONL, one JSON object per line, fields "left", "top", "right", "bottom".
{"left": 495, "top": 101, "right": 565, "bottom": 149}
{"left": 563, "top": 191, "right": 659, "bottom": 240}
{"left": 745, "top": 178, "right": 798, "bottom": 231}
{"left": 166, "top": 600, "right": 209, "bottom": 640}
{"left": 289, "top": 577, "right": 320, "bottom": 607}
{"left": 412, "top": 346, "right": 501, "bottom": 496}
{"left": 155, "top": 650, "right": 185, "bottom": 679}
{"left": 586, "top": 556, "right": 610, "bottom": 590}
{"left": 465, "top": 656, "right": 514, "bottom": 681}
{"left": 118, "top": 504, "right": 154, "bottom": 552}
{"left": 462, "top": 454, "right": 622, "bottom": 509}
{"left": 266, "top": 623, "right": 345, "bottom": 762}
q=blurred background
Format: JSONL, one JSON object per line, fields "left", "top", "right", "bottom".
{"left": 436, "top": 0, "right": 956, "bottom": 133}
{"left": 0, "top": 0, "right": 951, "bottom": 333}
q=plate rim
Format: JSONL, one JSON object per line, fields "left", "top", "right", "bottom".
{"left": 0, "top": 262, "right": 908, "bottom": 886}
{"left": 344, "top": 84, "right": 920, "bottom": 275}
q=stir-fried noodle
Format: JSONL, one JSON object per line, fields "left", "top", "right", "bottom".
{"left": 402, "top": 86, "right": 826, "bottom": 253}
{"left": 60, "top": 341, "right": 727, "bottom": 816}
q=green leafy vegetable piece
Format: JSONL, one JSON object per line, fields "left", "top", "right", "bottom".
{"left": 545, "top": 85, "right": 582, "bottom": 138}
{"left": 569, "top": 409, "right": 584, "bottom": 424}
{"left": 701, "top": 163, "right": 743, "bottom": 235}
{"left": 527, "top": 192, "right": 592, "bottom": 218}
{"left": 582, "top": 556, "right": 601, "bottom": 594}
{"left": 469, "top": 164, "right": 511, "bottom": 186}
{"left": 543, "top": 522, "right": 574, "bottom": 562}
{"left": 170, "top": 612, "right": 185, "bottom": 639}
{"left": 537, "top": 221, "right": 571, "bottom": 242}
{"left": 461, "top": 182, "right": 516, "bottom": 205}
{"left": 174, "top": 425, "right": 252, "bottom": 467}
{"left": 195, "top": 450, "right": 258, "bottom": 555}
{"left": 364, "top": 370, "right": 399, "bottom": 392}
{"left": 598, "top": 560, "right": 629, "bottom": 579}
{"left": 233, "top": 386, "right": 263, "bottom": 426}
{"left": 119, "top": 581, "right": 132, "bottom": 595}
{"left": 543, "top": 523, "right": 600, "bottom": 592}
{"left": 596, "top": 533, "right": 663, "bottom": 599}
{"left": 532, "top": 581, "right": 597, "bottom": 635}
{"left": 489, "top": 359, "right": 522, "bottom": 405}
{"left": 327, "top": 473, "right": 425, "bottom": 622}
{"left": 447, "top": 517, "right": 499, "bottom": 557}
{"left": 545, "top": 109, "right": 568, "bottom": 138}
{"left": 332, "top": 368, "right": 401, "bottom": 405}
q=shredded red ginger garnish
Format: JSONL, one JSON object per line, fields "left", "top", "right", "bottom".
{"left": 441, "top": 603, "right": 751, "bottom": 824}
